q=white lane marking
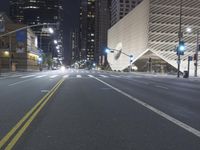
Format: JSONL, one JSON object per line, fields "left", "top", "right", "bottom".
{"left": 50, "top": 75, "right": 58, "bottom": 79}
{"left": 63, "top": 75, "right": 69, "bottom": 78}
{"left": 155, "top": 85, "right": 169, "bottom": 90}
{"left": 35, "top": 75, "right": 47, "bottom": 78}
{"left": 41, "top": 90, "right": 50, "bottom": 93}
{"left": 10, "top": 75, "right": 23, "bottom": 78}
{"left": 76, "top": 75, "right": 82, "bottom": 78}
{"left": 92, "top": 77, "right": 200, "bottom": 138}
{"left": 88, "top": 75, "right": 94, "bottom": 78}
{"left": 100, "top": 75, "right": 108, "bottom": 78}
{"left": 110, "top": 75, "right": 120, "bottom": 78}
{"left": 20, "top": 75, "right": 35, "bottom": 79}
{"left": 8, "top": 78, "right": 35, "bottom": 86}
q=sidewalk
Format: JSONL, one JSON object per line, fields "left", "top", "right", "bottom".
{"left": 130, "top": 72, "right": 200, "bottom": 81}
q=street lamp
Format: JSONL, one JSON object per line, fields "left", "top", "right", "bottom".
{"left": 48, "top": 28, "right": 54, "bottom": 34}
{"left": 105, "top": 47, "right": 134, "bottom": 72}
{"left": 185, "top": 27, "right": 199, "bottom": 77}
{"left": 54, "top": 40, "right": 58, "bottom": 44}
{"left": 186, "top": 27, "right": 192, "bottom": 33}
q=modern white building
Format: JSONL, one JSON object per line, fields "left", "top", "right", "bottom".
{"left": 111, "top": 0, "right": 142, "bottom": 26}
{"left": 107, "top": 0, "right": 200, "bottom": 76}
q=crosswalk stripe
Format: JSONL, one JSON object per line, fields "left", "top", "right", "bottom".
{"left": 50, "top": 75, "right": 58, "bottom": 79}
{"left": 110, "top": 75, "right": 120, "bottom": 78}
{"left": 88, "top": 75, "right": 94, "bottom": 78}
{"left": 76, "top": 75, "right": 82, "bottom": 78}
{"left": 63, "top": 75, "right": 69, "bottom": 78}
{"left": 35, "top": 75, "right": 46, "bottom": 78}
{"left": 99, "top": 75, "right": 108, "bottom": 78}
{"left": 20, "top": 75, "right": 35, "bottom": 79}
{"left": 11, "top": 75, "right": 22, "bottom": 78}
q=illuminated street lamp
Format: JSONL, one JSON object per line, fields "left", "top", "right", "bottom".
{"left": 186, "top": 27, "right": 192, "bottom": 33}
{"left": 54, "top": 40, "right": 58, "bottom": 44}
{"left": 185, "top": 27, "right": 199, "bottom": 77}
{"left": 105, "top": 47, "right": 134, "bottom": 72}
{"left": 48, "top": 28, "right": 54, "bottom": 34}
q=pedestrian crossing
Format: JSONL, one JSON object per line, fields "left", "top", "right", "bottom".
{"left": 0, "top": 73, "right": 150, "bottom": 80}
{"left": 5, "top": 74, "right": 127, "bottom": 80}
{"left": 1, "top": 69, "right": 150, "bottom": 80}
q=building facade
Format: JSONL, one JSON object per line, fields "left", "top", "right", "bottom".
{"left": 0, "top": 13, "right": 39, "bottom": 72}
{"left": 9, "top": 0, "right": 64, "bottom": 60}
{"left": 107, "top": 0, "right": 200, "bottom": 75}
{"left": 79, "top": 0, "right": 96, "bottom": 62}
{"left": 111, "top": 0, "right": 142, "bottom": 26}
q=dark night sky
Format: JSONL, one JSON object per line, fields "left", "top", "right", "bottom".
{"left": 0, "top": 0, "right": 80, "bottom": 64}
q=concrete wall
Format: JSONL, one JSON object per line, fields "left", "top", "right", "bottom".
{"left": 107, "top": 0, "right": 150, "bottom": 71}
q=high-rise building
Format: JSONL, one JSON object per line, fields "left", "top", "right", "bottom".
{"left": 79, "top": 0, "right": 96, "bottom": 62}
{"left": 70, "top": 29, "right": 80, "bottom": 63}
{"left": 111, "top": 0, "right": 142, "bottom": 26}
{"left": 95, "top": 0, "right": 111, "bottom": 65}
{"left": 9, "top": 0, "right": 64, "bottom": 59}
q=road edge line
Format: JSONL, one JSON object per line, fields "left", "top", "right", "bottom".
{"left": 92, "top": 77, "right": 200, "bottom": 138}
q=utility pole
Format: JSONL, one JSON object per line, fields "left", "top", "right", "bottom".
{"left": 177, "top": 0, "right": 183, "bottom": 78}
{"left": 195, "top": 31, "right": 199, "bottom": 77}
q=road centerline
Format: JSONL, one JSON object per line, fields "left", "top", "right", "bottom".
{"left": 0, "top": 78, "right": 65, "bottom": 149}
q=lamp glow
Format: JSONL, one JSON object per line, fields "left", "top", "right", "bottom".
{"left": 48, "top": 28, "right": 54, "bottom": 34}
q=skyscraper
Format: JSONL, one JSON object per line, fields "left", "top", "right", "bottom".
{"left": 111, "top": 0, "right": 142, "bottom": 26}
{"left": 79, "top": 0, "right": 96, "bottom": 62}
{"left": 70, "top": 29, "right": 80, "bottom": 63}
{"left": 9, "top": 0, "right": 64, "bottom": 59}
{"left": 95, "top": 0, "right": 111, "bottom": 65}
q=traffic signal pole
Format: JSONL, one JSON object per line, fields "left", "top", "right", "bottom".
{"left": 177, "top": 0, "right": 183, "bottom": 78}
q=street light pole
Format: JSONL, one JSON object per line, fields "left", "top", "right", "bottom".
{"left": 194, "top": 31, "right": 199, "bottom": 77}
{"left": 177, "top": 0, "right": 183, "bottom": 78}
{"left": 0, "top": 23, "right": 58, "bottom": 38}
{"left": 105, "top": 48, "right": 133, "bottom": 72}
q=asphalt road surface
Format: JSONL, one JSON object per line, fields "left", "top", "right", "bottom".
{"left": 0, "top": 69, "right": 200, "bottom": 150}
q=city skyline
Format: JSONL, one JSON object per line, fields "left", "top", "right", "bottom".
{"left": 0, "top": 0, "right": 80, "bottom": 64}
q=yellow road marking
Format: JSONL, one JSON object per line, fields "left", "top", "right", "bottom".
{"left": 0, "top": 78, "right": 65, "bottom": 149}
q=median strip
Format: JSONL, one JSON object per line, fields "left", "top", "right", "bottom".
{"left": 0, "top": 78, "right": 65, "bottom": 150}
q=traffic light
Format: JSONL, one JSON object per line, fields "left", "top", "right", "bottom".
{"left": 177, "top": 41, "right": 185, "bottom": 55}
{"left": 130, "top": 55, "right": 134, "bottom": 63}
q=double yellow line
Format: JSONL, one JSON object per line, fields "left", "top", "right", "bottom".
{"left": 0, "top": 78, "right": 65, "bottom": 150}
